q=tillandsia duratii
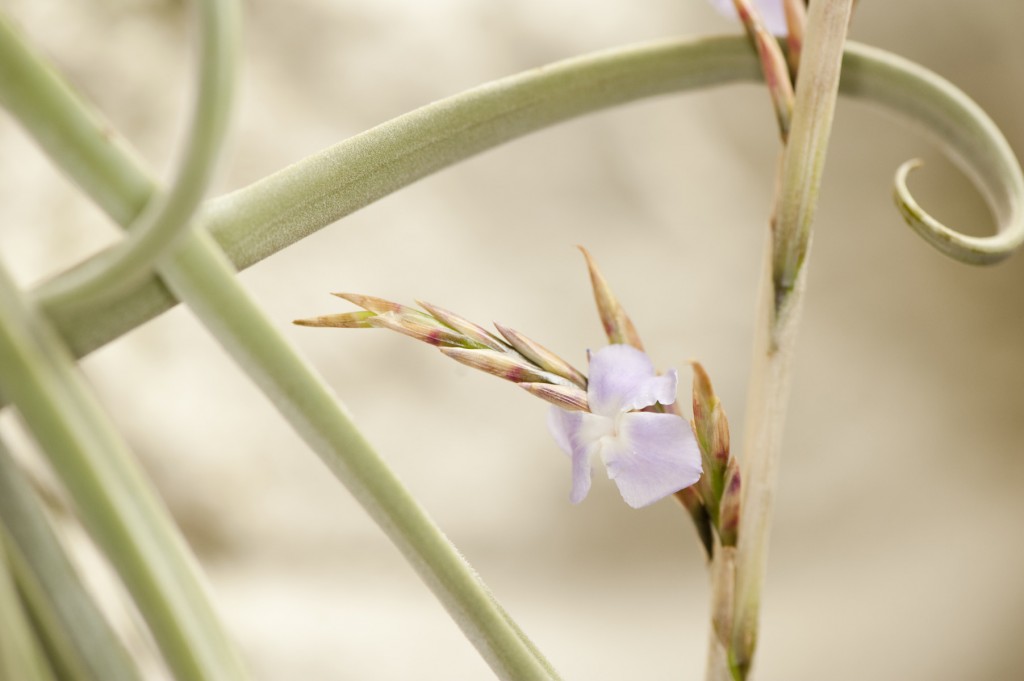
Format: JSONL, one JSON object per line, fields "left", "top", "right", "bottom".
{"left": 296, "top": 248, "right": 742, "bottom": 554}
{"left": 1, "top": 0, "right": 1020, "bottom": 679}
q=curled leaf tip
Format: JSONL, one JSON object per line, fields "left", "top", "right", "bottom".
{"left": 894, "top": 153, "right": 1024, "bottom": 265}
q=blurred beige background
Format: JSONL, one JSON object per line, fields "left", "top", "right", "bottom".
{"left": 1, "top": 0, "right": 1023, "bottom": 679}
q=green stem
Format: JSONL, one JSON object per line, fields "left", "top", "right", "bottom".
{"left": 39, "top": 0, "right": 240, "bottom": 311}
{"left": 0, "top": 260, "right": 248, "bottom": 681}
{"left": 0, "top": 438, "right": 144, "bottom": 681}
{"left": 0, "top": 36, "right": 1011, "bottom": 361}
{"left": 0, "top": 534, "right": 56, "bottom": 681}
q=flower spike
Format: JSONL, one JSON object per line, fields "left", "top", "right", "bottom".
{"left": 296, "top": 294, "right": 583, "bottom": 397}
{"left": 297, "top": 256, "right": 707, "bottom": 513}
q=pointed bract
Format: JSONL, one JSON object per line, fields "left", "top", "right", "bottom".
{"left": 367, "top": 311, "right": 477, "bottom": 348}
{"left": 293, "top": 311, "right": 375, "bottom": 328}
{"left": 783, "top": 0, "right": 806, "bottom": 76}
{"left": 417, "top": 301, "right": 511, "bottom": 352}
{"left": 674, "top": 485, "right": 715, "bottom": 559}
{"left": 578, "top": 246, "right": 644, "bottom": 350}
{"left": 440, "top": 347, "right": 575, "bottom": 387}
{"left": 332, "top": 292, "right": 413, "bottom": 315}
{"left": 722, "top": 0, "right": 795, "bottom": 139}
{"left": 691, "top": 362, "right": 731, "bottom": 472}
{"left": 519, "top": 382, "right": 589, "bottom": 412}
{"left": 494, "top": 323, "right": 587, "bottom": 388}
{"left": 718, "top": 458, "right": 742, "bottom": 546}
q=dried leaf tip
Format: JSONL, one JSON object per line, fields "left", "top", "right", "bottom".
{"left": 578, "top": 246, "right": 644, "bottom": 350}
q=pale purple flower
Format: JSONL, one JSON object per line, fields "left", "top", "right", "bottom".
{"left": 547, "top": 345, "right": 702, "bottom": 508}
{"left": 707, "top": 0, "right": 789, "bottom": 36}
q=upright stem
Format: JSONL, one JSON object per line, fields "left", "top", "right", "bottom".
{"left": 725, "top": 2, "right": 854, "bottom": 678}
{"left": 704, "top": 544, "right": 737, "bottom": 681}
{"left": 725, "top": 243, "right": 808, "bottom": 678}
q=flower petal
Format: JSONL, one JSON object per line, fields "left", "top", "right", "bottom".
{"left": 707, "top": 0, "right": 789, "bottom": 36}
{"left": 546, "top": 406, "right": 581, "bottom": 457}
{"left": 587, "top": 345, "right": 676, "bottom": 415}
{"left": 603, "top": 412, "right": 703, "bottom": 509}
{"left": 570, "top": 445, "right": 594, "bottom": 505}
{"left": 547, "top": 407, "right": 595, "bottom": 503}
